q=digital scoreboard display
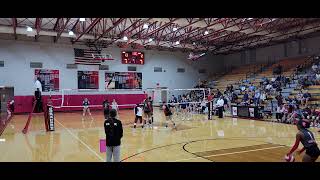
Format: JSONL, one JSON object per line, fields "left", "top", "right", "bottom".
{"left": 121, "top": 51, "right": 144, "bottom": 65}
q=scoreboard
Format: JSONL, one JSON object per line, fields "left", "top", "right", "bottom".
{"left": 121, "top": 51, "right": 144, "bottom": 65}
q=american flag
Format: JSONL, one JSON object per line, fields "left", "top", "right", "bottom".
{"left": 74, "top": 48, "right": 102, "bottom": 65}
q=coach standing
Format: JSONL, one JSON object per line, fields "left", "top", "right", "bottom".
{"left": 104, "top": 109, "right": 123, "bottom": 162}
{"left": 216, "top": 96, "right": 224, "bottom": 118}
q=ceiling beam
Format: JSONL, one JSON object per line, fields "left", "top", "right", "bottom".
{"left": 12, "top": 18, "right": 17, "bottom": 40}
{"left": 35, "top": 18, "right": 42, "bottom": 41}
{"left": 54, "top": 18, "right": 71, "bottom": 43}
{"left": 94, "top": 18, "right": 125, "bottom": 43}
{"left": 72, "top": 18, "right": 102, "bottom": 44}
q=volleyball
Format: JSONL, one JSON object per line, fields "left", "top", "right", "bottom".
{"left": 284, "top": 154, "right": 295, "bottom": 162}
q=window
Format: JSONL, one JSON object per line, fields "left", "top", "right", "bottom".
{"left": 66, "top": 64, "right": 78, "bottom": 69}
{"left": 198, "top": 69, "right": 206, "bottom": 74}
{"left": 0, "top": 61, "right": 4, "bottom": 67}
{"left": 154, "top": 67, "right": 162, "bottom": 72}
{"left": 30, "top": 62, "right": 43, "bottom": 68}
{"left": 99, "top": 65, "right": 109, "bottom": 70}
{"left": 177, "top": 68, "right": 185, "bottom": 73}
{"left": 128, "top": 66, "right": 137, "bottom": 71}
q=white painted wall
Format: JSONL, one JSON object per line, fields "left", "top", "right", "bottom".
{"left": 0, "top": 39, "right": 208, "bottom": 96}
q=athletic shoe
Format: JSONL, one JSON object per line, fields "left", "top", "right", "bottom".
{"left": 134, "top": 125, "right": 136, "bottom": 128}
{"left": 165, "top": 125, "right": 168, "bottom": 128}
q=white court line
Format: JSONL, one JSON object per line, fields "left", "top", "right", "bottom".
{"left": 0, "top": 139, "right": 5, "bottom": 142}
{"left": 171, "top": 145, "right": 285, "bottom": 162}
{"left": 55, "top": 119, "right": 104, "bottom": 162}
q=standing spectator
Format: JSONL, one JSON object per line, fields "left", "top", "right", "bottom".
{"left": 315, "top": 71, "right": 320, "bottom": 85}
{"left": 111, "top": 99, "right": 119, "bottom": 113}
{"left": 104, "top": 109, "right": 123, "bottom": 162}
{"left": 254, "top": 90, "right": 261, "bottom": 106}
{"left": 275, "top": 92, "right": 283, "bottom": 106}
{"left": 302, "top": 90, "right": 311, "bottom": 106}
{"left": 34, "top": 88, "right": 43, "bottom": 113}
{"left": 260, "top": 91, "right": 266, "bottom": 104}
{"left": 216, "top": 96, "right": 224, "bottom": 118}
{"left": 34, "top": 77, "right": 42, "bottom": 92}
{"left": 276, "top": 105, "right": 283, "bottom": 122}
{"left": 102, "top": 99, "right": 110, "bottom": 119}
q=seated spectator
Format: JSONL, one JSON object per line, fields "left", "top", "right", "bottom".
{"left": 254, "top": 90, "right": 260, "bottom": 106}
{"left": 265, "top": 83, "right": 272, "bottom": 92}
{"left": 240, "top": 85, "right": 246, "bottom": 92}
{"left": 249, "top": 84, "right": 255, "bottom": 92}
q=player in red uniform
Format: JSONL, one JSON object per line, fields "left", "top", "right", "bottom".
{"left": 162, "top": 101, "right": 176, "bottom": 129}
{"left": 286, "top": 119, "right": 320, "bottom": 162}
{"left": 143, "top": 97, "right": 153, "bottom": 128}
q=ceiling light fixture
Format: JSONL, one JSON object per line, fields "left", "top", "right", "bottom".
{"left": 123, "top": 36, "right": 128, "bottom": 41}
{"left": 175, "top": 41, "right": 180, "bottom": 45}
{"left": 69, "top": 31, "right": 74, "bottom": 36}
{"left": 26, "top": 26, "right": 33, "bottom": 32}
{"left": 148, "top": 38, "right": 153, "bottom": 42}
{"left": 143, "top": 24, "right": 149, "bottom": 29}
{"left": 79, "top": 18, "right": 86, "bottom": 22}
{"left": 204, "top": 31, "right": 209, "bottom": 35}
{"left": 247, "top": 18, "right": 253, "bottom": 20}
{"left": 173, "top": 27, "right": 178, "bottom": 32}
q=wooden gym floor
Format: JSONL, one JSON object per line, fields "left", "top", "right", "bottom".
{"left": 0, "top": 109, "right": 320, "bottom": 162}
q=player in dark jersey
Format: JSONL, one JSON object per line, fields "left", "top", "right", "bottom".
{"left": 287, "top": 119, "right": 320, "bottom": 162}
{"left": 179, "top": 96, "right": 188, "bottom": 120}
{"left": 143, "top": 97, "right": 153, "bottom": 127}
{"left": 82, "top": 98, "right": 92, "bottom": 118}
{"left": 162, "top": 101, "right": 176, "bottom": 129}
{"left": 102, "top": 99, "right": 110, "bottom": 119}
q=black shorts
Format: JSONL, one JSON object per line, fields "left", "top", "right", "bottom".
{"left": 135, "top": 115, "right": 142, "bottom": 119}
{"left": 306, "top": 145, "right": 320, "bottom": 158}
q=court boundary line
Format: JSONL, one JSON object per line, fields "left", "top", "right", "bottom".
{"left": 55, "top": 119, "right": 105, "bottom": 162}
{"left": 174, "top": 145, "right": 286, "bottom": 162}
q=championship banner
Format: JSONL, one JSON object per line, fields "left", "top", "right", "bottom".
{"left": 232, "top": 106, "right": 238, "bottom": 116}
{"left": 105, "top": 72, "right": 142, "bottom": 89}
{"left": 78, "top": 71, "right": 99, "bottom": 89}
{"left": 47, "top": 105, "right": 55, "bottom": 131}
{"left": 35, "top": 69, "right": 59, "bottom": 92}
{"left": 249, "top": 108, "right": 255, "bottom": 117}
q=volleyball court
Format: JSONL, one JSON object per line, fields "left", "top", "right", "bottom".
{"left": 21, "top": 87, "right": 211, "bottom": 134}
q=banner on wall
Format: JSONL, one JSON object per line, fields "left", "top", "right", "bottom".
{"left": 78, "top": 71, "right": 99, "bottom": 89}
{"left": 105, "top": 72, "right": 142, "bottom": 89}
{"left": 35, "top": 69, "right": 59, "bottom": 92}
{"left": 249, "top": 108, "right": 255, "bottom": 117}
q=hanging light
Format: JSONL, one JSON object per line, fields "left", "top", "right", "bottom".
{"left": 26, "top": 26, "right": 33, "bottom": 32}
{"left": 175, "top": 41, "right": 180, "bottom": 45}
{"left": 68, "top": 31, "right": 74, "bottom": 36}
{"left": 204, "top": 31, "right": 209, "bottom": 35}
{"left": 123, "top": 36, "right": 128, "bottom": 41}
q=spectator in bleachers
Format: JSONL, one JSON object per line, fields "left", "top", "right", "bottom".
{"left": 249, "top": 83, "right": 255, "bottom": 92}
{"left": 254, "top": 90, "right": 261, "bottom": 106}
{"left": 260, "top": 90, "right": 267, "bottom": 104}
{"left": 316, "top": 71, "right": 320, "bottom": 85}
{"left": 242, "top": 91, "right": 249, "bottom": 104}
{"left": 276, "top": 105, "right": 283, "bottom": 122}
{"left": 302, "top": 105, "right": 312, "bottom": 119}
{"left": 312, "top": 63, "right": 318, "bottom": 72}
{"left": 302, "top": 90, "right": 311, "bottom": 106}
{"left": 275, "top": 92, "right": 283, "bottom": 106}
